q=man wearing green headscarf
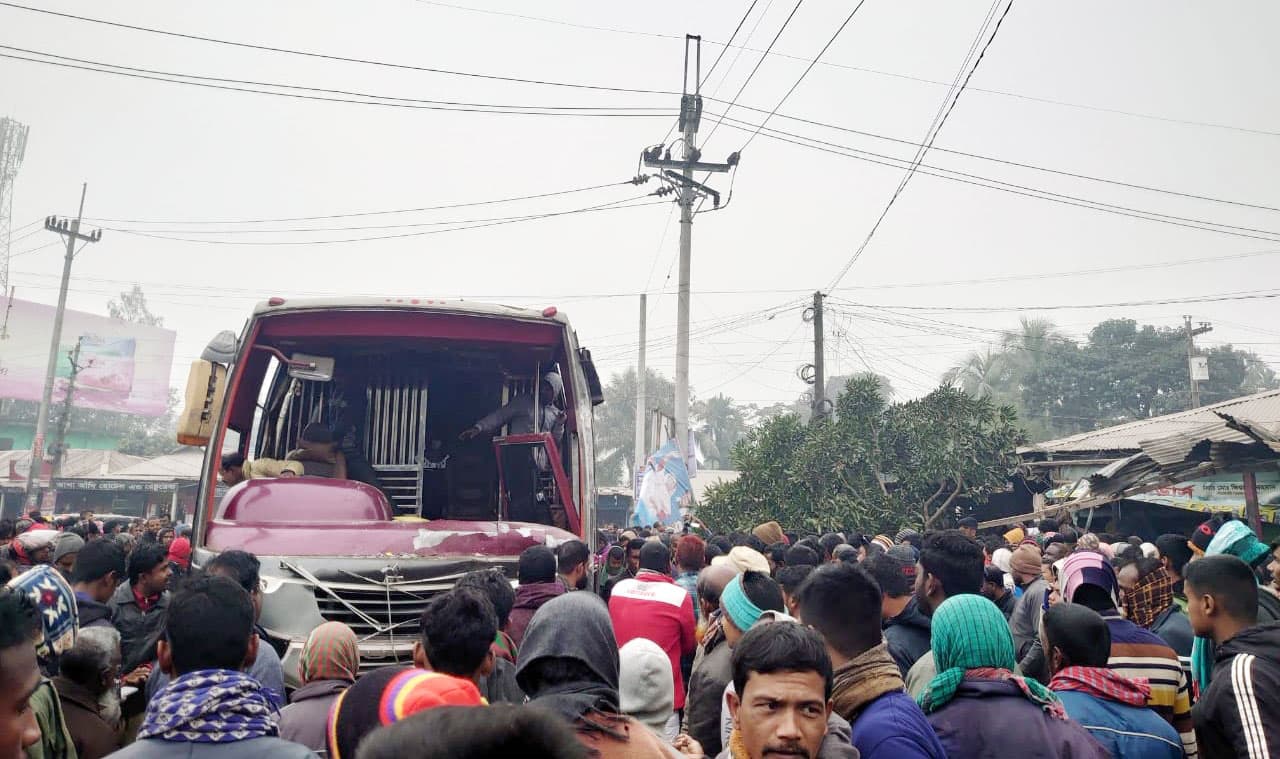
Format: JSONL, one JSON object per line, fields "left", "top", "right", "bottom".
{"left": 918, "top": 595, "right": 1107, "bottom": 758}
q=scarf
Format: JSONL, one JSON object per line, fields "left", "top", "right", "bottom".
{"left": 919, "top": 595, "right": 1062, "bottom": 718}
{"left": 831, "top": 641, "right": 904, "bottom": 720}
{"left": 139, "top": 669, "right": 277, "bottom": 743}
{"left": 726, "top": 729, "right": 751, "bottom": 759}
{"left": 1124, "top": 566, "right": 1174, "bottom": 629}
{"left": 301, "top": 621, "right": 359, "bottom": 684}
{"left": 1049, "top": 665, "right": 1150, "bottom": 707}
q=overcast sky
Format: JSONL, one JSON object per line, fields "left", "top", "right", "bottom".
{"left": 4, "top": 0, "right": 1279, "bottom": 412}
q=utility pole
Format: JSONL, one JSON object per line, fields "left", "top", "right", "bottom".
{"left": 633, "top": 294, "right": 647, "bottom": 500}
{"left": 24, "top": 184, "right": 102, "bottom": 510}
{"left": 49, "top": 337, "right": 88, "bottom": 489}
{"left": 1184, "top": 315, "right": 1213, "bottom": 409}
{"left": 812, "top": 291, "right": 827, "bottom": 421}
{"left": 639, "top": 35, "right": 737, "bottom": 462}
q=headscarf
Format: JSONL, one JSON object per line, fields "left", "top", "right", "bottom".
{"left": 326, "top": 667, "right": 484, "bottom": 759}
{"left": 6, "top": 564, "right": 78, "bottom": 666}
{"left": 167, "top": 537, "right": 192, "bottom": 570}
{"left": 720, "top": 574, "right": 766, "bottom": 632}
{"left": 990, "top": 548, "right": 1012, "bottom": 575}
{"left": 300, "top": 621, "right": 359, "bottom": 684}
{"left": 918, "top": 594, "right": 1062, "bottom": 717}
{"left": 710, "top": 546, "right": 769, "bottom": 575}
{"left": 1123, "top": 565, "right": 1175, "bottom": 629}
{"left": 1060, "top": 550, "right": 1119, "bottom": 609}
{"left": 1077, "top": 533, "right": 1100, "bottom": 551}
{"left": 139, "top": 669, "right": 277, "bottom": 743}
{"left": 515, "top": 591, "right": 621, "bottom": 723}
{"left": 1003, "top": 527, "right": 1025, "bottom": 545}
{"left": 11, "top": 529, "right": 59, "bottom": 565}
{"left": 1206, "top": 519, "right": 1270, "bottom": 567}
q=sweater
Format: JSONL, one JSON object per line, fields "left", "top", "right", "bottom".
{"left": 1101, "top": 610, "right": 1197, "bottom": 758}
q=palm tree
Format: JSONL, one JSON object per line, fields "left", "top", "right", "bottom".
{"left": 942, "top": 349, "right": 1010, "bottom": 399}
{"left": 692, "top": 394, "right": 747, "bottom": 469}
{"left": 1000, "top": 317, "right": 1062, "bottom": 382}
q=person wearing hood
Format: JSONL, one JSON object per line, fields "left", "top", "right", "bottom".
{"left": 278, "top": 621, "right": 360, "bottom": 755}
{"left": 863, "top": 552, "right": 931, "bottom": 678}
{"left": 1185, "top": 554, "right": 1280, "bottom": 758}
{"left": 620, "top": 638, "right": 677, "bottom": 742}
{"left": 1060, "top": 550, "right": 1198, "bottom": 757}
{"left": 166, "top": 536, "right": 192, "bottom": 589}
{"left": 507, "top": 546, "right": 565, "bottom": 650}
{"left": 51, "top": 533, "right": 84, "bottom": 580}
{"left": 796, "top": 562, "right": 945, "bottom": 759}
{"left": 515, "top": 592, "right": 678, "bottom": 758}
{"left": 1043, "top": 603, "right": 1183, "bottom": 759}
{"left": 460, "top": 371, "right": 566, "bottom": 525}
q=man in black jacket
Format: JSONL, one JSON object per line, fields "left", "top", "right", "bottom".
{"left": 1187, "top": 554, "right": 1280, "bottom": 758}
{"left": 109, "top": 542, "right": 171, "bottom": 671}
{"left": 72, "top": 539, "right": 127, "bottom": 629}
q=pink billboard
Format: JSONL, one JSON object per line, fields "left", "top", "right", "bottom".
{"left": 0, "top": 297, "right": 175, "bottom": 417}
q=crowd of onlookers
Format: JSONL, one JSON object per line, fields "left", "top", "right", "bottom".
{"left": 3, "top": 509, "right": 1280, "bottom": 758}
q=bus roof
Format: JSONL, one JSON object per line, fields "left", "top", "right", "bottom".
{"left": 251, "top": 296, "right": 572, "bottom": 326}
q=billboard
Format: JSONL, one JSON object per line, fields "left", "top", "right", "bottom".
{"left": 0, "top": 297, "right": 175, "bottom": 417}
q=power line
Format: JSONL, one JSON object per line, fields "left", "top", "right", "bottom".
{"left": 831, "top": 287, "right": 1280, "bottom": 313}
{"left": 405, "top": 0, "right": 1280, "bottom": 139}
{"left": 0, "top": 1, "right": 677, "bottom": 96}
{"left": 702, "top": 0, "right": 807, "bottom": 145}
{"left": 737, "top": 0, "right": 870, "bottom": 152}
{"left": 82, "top": 181, "right": 636, "bottom": 225}
{"left": 108, "top": 196, "right": 668, "bottom": 246}
{"left": 829, "top": 0, "right": 1016, "bottom": 290}
{"left": 0, "top": 46, "right": 673, "bottom": 117}
{"left": 710, "top": 114, "right": 1280, "bottom": 243}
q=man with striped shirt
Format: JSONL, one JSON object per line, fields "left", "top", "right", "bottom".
{"left": 1061, "top": 550, "right": 1198, "bottom": 757}
{"left": 1186, "top": 555, "right": 1280, "bottom": 758}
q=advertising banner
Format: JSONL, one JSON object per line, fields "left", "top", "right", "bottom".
{"left": 1128, "top": 472, "right": 1280, "bottom": 523}
{"left": 0, "top": 297, "right": 175, "bottom": 417}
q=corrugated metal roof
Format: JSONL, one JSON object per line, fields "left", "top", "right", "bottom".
{"left": 0, "top": 449, "right": 148, "bottom": 483}
{"left": 1020, "top": 389, "right": 1280, "bottom": 456}
{"left": 112, "top": 448, "right": 204, "bottom": 480}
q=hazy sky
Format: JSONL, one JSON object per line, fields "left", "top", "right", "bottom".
{"left": 4, "top": 0, "right": 1279, "bottom": 412}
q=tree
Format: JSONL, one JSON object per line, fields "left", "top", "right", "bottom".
{"left": 943, "top": 349, "right": 1012, "bottom": 401}
{"left": 593, "top": 368, "right": 676, "bottom": 486}
{"left": 691, "top": 394, "right": 747, "bottom": 469}
{"left": 698, "top": 376, "right": 1024, "bottom": 534}
{"left": 108, "top": 284, "right": 164, "bottom": 327}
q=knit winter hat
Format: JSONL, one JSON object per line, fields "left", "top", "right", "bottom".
{"left": 618, "top": 638, "right": 674, "bottom": 735}
{"left": 6, "top": 564, "right": 78, "bottom": 665}
{"left": 327, "top": 667, "right": 484, "bottom": 759}
{"left": 751, "top": 521, "right": 787, "bottom": 546}
{"left": 1189, "top": 518, "right": 1220, "bottom": 556}
{"left": 52, "top": 533, "right": 85, "bottom": 564}
{"left": 1206, "top": 519, "right": 1270, "bottom": 568}
{"left": 1009, "top": 544, "right": 1041, "bottom": 579}
{"left": 167, "top": 537, "right": 192, "bottom": 570}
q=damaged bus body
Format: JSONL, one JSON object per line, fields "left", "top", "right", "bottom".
{"left": 177, "top": 297, "right": 603, "bottom": 683}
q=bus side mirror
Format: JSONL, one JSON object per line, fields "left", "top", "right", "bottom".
{"left": 177, "top": 360, "right": 228, "bottom": 446}
{"left": 578, "top": 348, "right": 604, "bottom": 407}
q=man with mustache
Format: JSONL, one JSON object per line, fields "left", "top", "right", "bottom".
{"left": 722, "top": 621, "right": 853, "bottom": 759}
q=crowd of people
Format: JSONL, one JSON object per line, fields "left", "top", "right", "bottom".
{"left": 3, "top": 509, "right": 1280, "bottom": 758}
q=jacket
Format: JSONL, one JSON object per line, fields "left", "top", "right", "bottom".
{"left": 278, "top": 680, "right": 349, "bottom": 756}
{"left": 716, "top": 711, "right": 859, "bottom": 759}
{"left": 506, "top": 581, "right": 565, "bottom": 650}
{"left": 109, "top": 581, "right": 170, "bottom": 672}
{"left": 25, "top": 679, "right": 74, "bottom": 759}
{"left": 608, "top": 570, "right": 697, "bottom": 710}
{"left": 1101, "top": 611, "right": 1197, "bottom": 758}
{"left": 478, "top": 655, "right": 525, "bottom": 705}
{"left": 883, "top": 598, "right": 932, "bottom": 677}
{"left": 926, "top": 678, "right": 1109, "bottom": 758}
{"left": 686, "top": 617, "right": 733, "bottom": 756}
{"left": 1193, "top": 622, "right": 1280, "bottom": 758}
{"left": 1056, "top": 690, "right": 1183, "bottom": 759}
{"left": 1150, "top": 605, "right": 1194, "bottom": 677}
{"left": 73, "top": 591, "right": 114, "bottom": 630}
{"left": 52, "top": 676, "right": 119, "bottom": 759}
{"left": 1010, "top": 577, "right": 1048, "bottom": 659}
{"left": 851, "top": 691, "right": 946, "bottom": 759}
{"left": 993, "top": 590, "right": 1017, "bottom": 620}
{"left": 107, "top": 737, "right": 317, "bottom": 759}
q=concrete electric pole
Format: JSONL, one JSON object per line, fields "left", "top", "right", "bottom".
{"left": 633, "top": 293, "right": 647, "bottom": 497}
{"left": 1183, "top": 315, "right": 1212, "bottom": 409}
{"left": 639, "top": 35, "right": 737, "bottom": 461}
{"left": 24, "top": 184, "right": 101, "bottom": 510}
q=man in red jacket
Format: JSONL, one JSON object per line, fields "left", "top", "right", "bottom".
{"left": 609, "top": 540, "right": 697, "bottom": 734}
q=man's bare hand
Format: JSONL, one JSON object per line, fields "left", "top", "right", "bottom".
{"left": 458, "top": 426, "right": 481, "bottom": 442}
